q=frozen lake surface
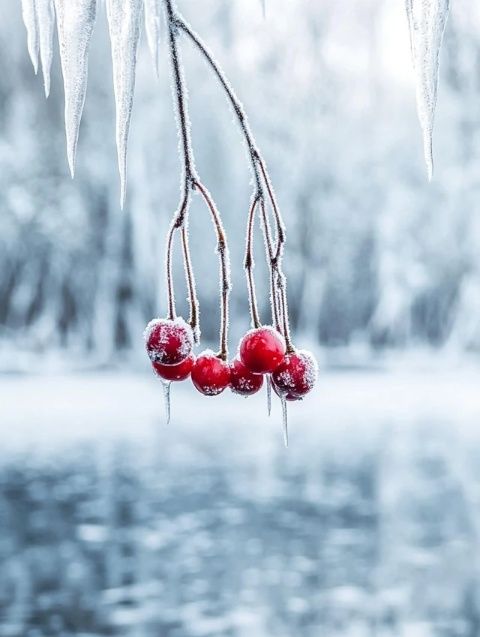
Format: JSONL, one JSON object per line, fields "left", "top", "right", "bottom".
{"left": 0, "top": 369, "right": 479, "bottom": 636}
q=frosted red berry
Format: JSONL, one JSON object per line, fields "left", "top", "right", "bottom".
{"left": 229, "top": 358, "right": 264, "bottom": 396}
{"left": 271, "top": 350, "right": 318, "bottom": 398}
{"left": 239, "top": 326, "right": 286, "bottom": 374}
{"left": 191, "top": 351, "right": 230, "bottom": 396}
{"left": 152, "top": 353, "right": 195, "bottom": 382}
{"left": 144, "top": 318, "right": 193, "bottom": 366}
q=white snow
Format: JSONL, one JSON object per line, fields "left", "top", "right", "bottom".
{"left": 406, "top": 0, "right": 450, "bottom": 179}
{"left": 106, "top": 0, "right": 143, "bottom": 207}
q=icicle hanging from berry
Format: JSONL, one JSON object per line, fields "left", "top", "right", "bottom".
{"left": 280, "top": 395, "right": 289, "bottom": 448}
{"left": 161, "top": 380, "right": 171, "bottom": 424}
{"left": 152, "top": 352, "right": 195, "bottom": 424}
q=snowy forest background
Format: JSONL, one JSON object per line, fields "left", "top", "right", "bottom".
{"left": 2, "top": 0, "right": 480, "bottom": 362}
{"left": 2, "top": 1, "right": 480, "bottom": 636}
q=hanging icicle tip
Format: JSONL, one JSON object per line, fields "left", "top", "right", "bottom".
{"left": 405, "top": 0, "right": 450, "bottom": 180}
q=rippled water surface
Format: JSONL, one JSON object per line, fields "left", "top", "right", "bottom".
{"left": 0, "top": 370, "right": 479, "bottom": 636}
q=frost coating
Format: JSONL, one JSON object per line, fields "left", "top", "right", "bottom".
{"left": 37, "top": 0, "right": 55, "bottom": 97}
{"left": 54, "top": 0, "right": 97, "bottom": 177}
{"left": 406, "top": 0, "right": 450, "bottom": 180}
{"left": 144, "top": 0, "right": 164, "bottom": 78}
{"left": 21, "top": 0, "right": 39, "bottom": 75}
{"left": 107, "top": 0, "right": 143, "bottom": 208}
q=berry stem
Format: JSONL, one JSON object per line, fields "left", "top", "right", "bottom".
{"left": 194, "top": 179, "right": 231, "bottom": 361}
{"left": 181, "top": 222, "right": 199, "bottom": 339}
{"left": 165, "top": 190, "right": 189, "bottom": 321}
{"left": 244, "top": 195, "right": 261, "bottom": 329}
{"left": 259, "top": 197, "right": 281, "bottom": 334}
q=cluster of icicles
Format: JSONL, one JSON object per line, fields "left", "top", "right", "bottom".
{"left": 21, "top": 0, "right": 450, "bottom": 199}
{"left": 21, "top": 0, "right": 163, "bottom": 207}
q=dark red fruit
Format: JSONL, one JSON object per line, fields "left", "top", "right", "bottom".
{"left": 144, "top": 318, "right": 193, "bottom": 366}
{"left": 229, "top": 358, "right": 264, "bottom": 396}
{"left": 239, "top": 326, "right": 286, "bottom": 374}
{"left": 191, "top": 351, "right": 230, "bottom": 396}
{"left": 271, "top": 350, "right": 318, "bottom": 398}
{"left": 153, "top": 353, "right": 195, "bottom": 382}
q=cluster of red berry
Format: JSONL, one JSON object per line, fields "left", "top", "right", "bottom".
{"left": 145, "top": 318, "right": 317, "bottom": 401}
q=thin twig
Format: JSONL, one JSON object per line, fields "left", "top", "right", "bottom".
{"left": 165, "top": 0, "right": 233, "bottom": 359}
{"left": 244, "top": 195, "right": 261, "bottom": 329}
{"left": 194, "top": 179, "right": 231, "bottom": 360}
{"left": 181, "top": 222, "right": 199, "bottom": 340}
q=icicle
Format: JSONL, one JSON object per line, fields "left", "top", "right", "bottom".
{"left": 107, "top": 0, "right": 143, "bottom": 208}
{"left": 21, "top": 0, "right": 39, "bottom": 74}
{"left": 266, "top": 375, "right": 272, "bottom": 417}
{"left": 144, "top": 0, "right": 164, "bottom": 78}
{"left": 36, "top": 0, "right": 55, "bottom": 97}
{"left": 280, "top": 395, "right": 288, "bottom": 448}
{"left": 54, "top": 0, "right": 98, "bottom": 177}
{"left": 405, "top": 0, "right": 450, "bottom": 180}
{"left": 162, "top": 381, "right": 171, "bottom": 425}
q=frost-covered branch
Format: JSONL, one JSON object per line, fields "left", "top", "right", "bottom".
{"left": 164, "top": 0, "right": 230, "bottom": 356}
{"left": 174, "top": 11, "right": 293, "bottom": 349}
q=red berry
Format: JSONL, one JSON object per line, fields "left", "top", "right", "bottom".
{"left": 152, "top": 353, "right": 195, "bottom": 382}
{"left": 144, "top": 318, "right": 193, "bottom": 365}
{"left": 229, "top": 358, "right": 264, "bottom": 396}
{"left": 191, "top": 351, "right": 230, "bottom": 396}
{"left": 239, "top": 326, "right": 286, "bottom": 374}
{"left": 271, "top": 350, "right": 318, "bottom": 398}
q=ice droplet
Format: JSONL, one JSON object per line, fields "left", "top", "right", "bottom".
{"left": 144, "top": 0, "right": 164, "bottom": 78}
{"left": 54, "top": 0, "right": 98, "bottom": 177}
{"left": 21, "top": 0, "right": 39, "bottom": 74}
{"left": 37, "top": 0, "right": 55, "bottom": 97}
{"left": 280, "top": 395, "right": 288, "bottom": 448}
{"left": 266, "top": 375, "right": 272, "bottom": 417}
{"left": 162, "top": 380, "right": 171, "bottom": 425}
{"left": 106, "top": 0, "right": 143, "bottom": 208}
{"left": 406, "top": 0, "right": 450, "bottom": 180}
